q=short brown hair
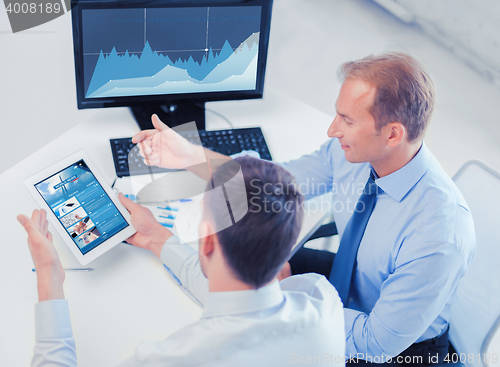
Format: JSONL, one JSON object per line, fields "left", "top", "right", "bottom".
{"left": 204, "top": 157, "right": 304, "bottom": 288}
{"left": 338, "top": 52, "right": 435, "bottom": 142}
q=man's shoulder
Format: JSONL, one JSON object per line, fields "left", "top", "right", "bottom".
{"left": 280, "top": 272, "right": 332, "bottom": 290}
{"left": 406, "top": 153, "right": 475, "bottom": 257}
{"left": 280, "top": 273, "right": 343, "bottom": 309}
{"left": 417, "top": 154, "right": 470, "bottom": 211}
{"left": 278, "top": 274, "right": 345, "bottom": 349}
{"left": 129, "top": 274, "right": 345, "bottom": 366}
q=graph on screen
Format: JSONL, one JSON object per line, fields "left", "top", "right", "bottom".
{"left": 82, "top": 6, "right": 262, "bottom": 98}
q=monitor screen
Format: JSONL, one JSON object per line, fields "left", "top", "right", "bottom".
{"left": 71, "top": 0, "right": 273, "bottom": 126}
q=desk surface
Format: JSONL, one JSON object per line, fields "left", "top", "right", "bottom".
{"left": 0, "top": 88, "right": 334, "bottom": 365}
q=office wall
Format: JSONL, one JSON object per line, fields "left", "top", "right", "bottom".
{"left": 372, "top": 0, "right": 500, "bottom": 85}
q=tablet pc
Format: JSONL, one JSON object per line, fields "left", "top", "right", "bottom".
{"left": 23, "top": 150, "right": 136, "bottom": 265}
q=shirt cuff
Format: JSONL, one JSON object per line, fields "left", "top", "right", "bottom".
{"left": 160, "top": 235, "right": 198, "bottom": 277}
{"left": 34, "top": 300, "right": 73, "bottom": 341}
{"left": 343, "top": 307, "right": 365, "bottom": 356}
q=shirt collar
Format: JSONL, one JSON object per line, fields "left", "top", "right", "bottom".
{"left": 373, "top": 142, "right": 430, "bottom": 202}
{"left": 201, "top": 280, "right": 284, "bottom": 318}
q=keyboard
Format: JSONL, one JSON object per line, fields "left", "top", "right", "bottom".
{"left": 110, "top": 127, "right": 272, "bottom": 177}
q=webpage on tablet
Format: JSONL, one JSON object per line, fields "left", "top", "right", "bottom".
{"left": 34, "top": 160, "right": 129, "bottom": 254}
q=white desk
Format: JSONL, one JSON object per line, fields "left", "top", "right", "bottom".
{"left": 0, "top": 88, "right": 334, "bottom": 366}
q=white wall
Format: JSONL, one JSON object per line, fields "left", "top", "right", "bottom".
{"left": 373, "top": 0, "right": 500, "bottom": 85}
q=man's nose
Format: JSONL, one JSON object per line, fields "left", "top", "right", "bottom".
{"left": 327, "top": 115, "right": 342, "bottom": 138}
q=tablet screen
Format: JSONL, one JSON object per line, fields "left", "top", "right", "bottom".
{"left": 34, "top": 159, "right": 129, "bottom": 255}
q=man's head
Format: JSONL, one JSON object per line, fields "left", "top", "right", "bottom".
{"left": 199, "top": 157, "right": 304, "bottom": 289}
{"left": 328, "top": 52, "right": 435, "bottom": 169}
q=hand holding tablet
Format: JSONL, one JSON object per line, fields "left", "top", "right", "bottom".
{"left": 23, "top": 151, "right": 136, "bottom": 265}
{"left": 117, "top": 193, "right": 173, "bottom": 259}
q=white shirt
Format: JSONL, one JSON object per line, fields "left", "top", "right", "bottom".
{"left": 33, "top": 236, "right": 346, "bottom": 366}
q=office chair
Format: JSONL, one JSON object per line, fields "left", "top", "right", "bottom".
{"left": 305, "top": 160, "right": 500, "bottom": 367}
{"left": 447, "top": 160, "right": 500, "bottom": 367}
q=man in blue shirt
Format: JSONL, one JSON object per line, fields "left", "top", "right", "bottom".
{"left": 133, "top": 51, "right": 476, "bottom": 365}
{"left": 277, "top": 52, "right": 476, "bottom": 363}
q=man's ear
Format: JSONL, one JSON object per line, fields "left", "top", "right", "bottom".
{"left": 385, "top": 122, "right": 406, "bottom": 147}
{"left": 199, "top": 221, "right": 216, "bottom": 257}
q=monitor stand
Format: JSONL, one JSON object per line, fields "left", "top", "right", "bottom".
{"left": 130, "top": 102, "right": 206, "bottom": 131}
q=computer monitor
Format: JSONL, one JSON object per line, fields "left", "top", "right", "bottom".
{"left": 71, "top": 0, "right": 273, "bottom": 130}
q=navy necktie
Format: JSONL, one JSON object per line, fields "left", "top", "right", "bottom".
{"left": 329, "top": 172, "right": 379, "bottom": 306}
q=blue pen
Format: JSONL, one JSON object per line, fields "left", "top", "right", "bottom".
{"left": 32, "top": 268, "right": 93, "bottom": 272}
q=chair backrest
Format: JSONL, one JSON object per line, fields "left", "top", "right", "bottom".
{"left": 450, "top": 160, "right": 500, "bottom": 367}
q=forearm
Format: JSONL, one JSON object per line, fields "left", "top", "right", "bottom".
{"left": 280, "top": 141, "right": 336, "bottom": 200}
{"left": 343, "top": 308, "right": 398, "bottom": 358}
{"left": 145, "top": 225, "right": 173, "bottom": 259}
{"left": 33, "top": 271, "right": 74, "bottom": 365}
{"left": 18, "top": 211, "right": 76, "bottom": 365}
{"left": 32, "top": 300, "right": 77, "bottom": 367}
{"left": 184, "top": 148, "right": 232, "bottom": 182}
{"left": 37, "top": 275, "right": 65, "bottom": 302}
{"left": 160, "top": 236, "right": 209, "bottom": 305}
{"left": 344, "top": 243, "right": 466, "bottom": 358}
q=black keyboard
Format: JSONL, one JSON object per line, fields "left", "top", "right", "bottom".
{"left": 110, "top": 127, "right": 272, "bottom": 177}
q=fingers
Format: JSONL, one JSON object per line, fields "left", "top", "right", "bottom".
{"left": 143, "top": 158, "right": 160, "bottom": 167}
{"left": 131, "top": 115, "right": 168, "bottom": 143}
{"left": 124, "top": 233, "right": 138, "bottom": 247}
{"left": 137, "top": 138, "right": 155, "bottom": 162}
{"left": 40, "top": 209, "right": 48, "bottom": 237}
{"left": 132, "top": 129, "right": 156, "bottom": 144}
{"left": 17, "top": 213, "right": 44, "bottom": 241}
{"left": 139, "top": 140, "right": 152, "bottom": 157}
{"left": 31, "top": 209, "right": 41, "bottom": 231}
{"left": 143, "top": 151, "right": 160, "bottom": 164}
{"left": 16, "top": 214, "right": 30, "bottom": 228}
{"left": 137, "top": 140, "right": 160, "bottom": 167}
{"left": 118, "top": 193, "right": 139, "bottom": 213}
{"left": 151, "top": 114, "right": 169, "bottom": 132}
{"left": 136, "top": 139, "right": 148, "bottom": 157}
{"left": 42, "top": 218, "right": 48, "bottom": 237}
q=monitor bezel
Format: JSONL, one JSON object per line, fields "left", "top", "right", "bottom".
{"left": 71, "top": 0, "right": 273, "bottom": 110}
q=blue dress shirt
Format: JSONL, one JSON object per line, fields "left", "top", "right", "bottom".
{"left": 281, "top": 139, "right": 476, "bottom": 358}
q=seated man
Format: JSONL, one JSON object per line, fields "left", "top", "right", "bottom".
{"left": 18, "top": 156, "right": 345, "bottom": 367}
{"left": 134, "top": 52, "right": 476, "bottom": 365}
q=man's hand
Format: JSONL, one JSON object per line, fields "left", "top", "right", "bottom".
{"left": 277, "top": 262, "right": 292, "bottom": 281}
{"left": 119, "top": 193, "right": 173, "bottom": 258}
{"left": 17, "top": 209, "right": 65, "bottom": 302}
{"left": 132, "top": 114, "right": 206, "bottom": 170}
